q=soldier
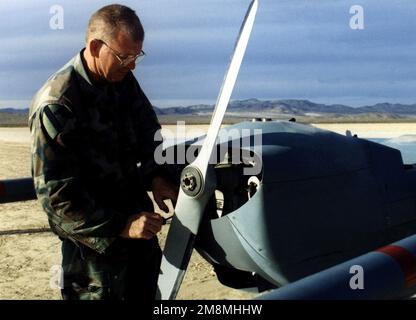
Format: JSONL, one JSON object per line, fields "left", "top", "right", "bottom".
{"left": 29, "top": 4, "right": 178, "bottom": 300}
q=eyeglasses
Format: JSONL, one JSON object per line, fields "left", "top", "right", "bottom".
{"left": 100, "top": 40, "right": 146, "bottom": 66}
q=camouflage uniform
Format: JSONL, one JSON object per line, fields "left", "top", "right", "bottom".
{"left": 29, "top": 49, "right": 164, "bottom": 300}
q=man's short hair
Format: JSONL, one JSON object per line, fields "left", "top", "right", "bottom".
{"left": 86, "top": 4, "right": 144, "bottom": 44}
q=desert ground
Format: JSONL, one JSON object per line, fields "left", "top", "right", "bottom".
{"left": 0, "top": 122, "right": 415, "bottom": 300}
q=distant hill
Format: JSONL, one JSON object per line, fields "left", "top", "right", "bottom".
{"left": 0, "top": 108, "right": 28, "bottom": 114}
{"left": 154, "top": 99, "right": 416, "bottom": 117}
{"left": 2, "top": 99, "right": 416, "bottom": 126}
{"left": 0, "top": 108, "right": 29, "bottom": 126}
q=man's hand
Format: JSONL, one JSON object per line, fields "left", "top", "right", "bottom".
{"left": 119, "top": 212, "right": 163, "bottom": 239}
{"left": 152, "top": 176, "right": 179, "bottom": 213}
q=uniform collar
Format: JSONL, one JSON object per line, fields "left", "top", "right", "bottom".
{"left": 73, "top": 48, "right": 94, "bottom": 87}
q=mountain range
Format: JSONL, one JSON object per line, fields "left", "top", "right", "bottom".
{"left": 153, "top": 99, "right": 416, "bottom": 118}
{"left": 2, "top": 99, "right": 416, "bottom": 125}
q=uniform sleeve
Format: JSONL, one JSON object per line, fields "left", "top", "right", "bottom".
{"left": 32, "top": 104, "right": 127, "bottom": 254}
{"left": 133, "top": 82, "right": 168, "bottom": 188}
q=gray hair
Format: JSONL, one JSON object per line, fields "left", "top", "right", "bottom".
{"left": 86, "top": 4, "right": 144, "bottom": 43}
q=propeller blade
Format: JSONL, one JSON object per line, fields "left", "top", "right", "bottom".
{"left": 156, "top": 0, "right": 258, "bottom": 300}
{"left": 194, "top": 0, "right": 258, "bottom": 174}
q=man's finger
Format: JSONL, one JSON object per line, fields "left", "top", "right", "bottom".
{"left": 146, "top": 215, "right": 163, "bottom": 227}
{"left": 145, "top": 217, "right": 163, "bottom": 234}
{"left": 144, "top": 222, "right": 161, "bottom": 235}
{"left": 145, "top": 213, "right": 163, "bottom": 227}
{"left": 155, "top": 197, "right": 169, "bottom": 213}
{"left": 143, "top": 212, "right": 163, "bottom": 220}
{"left": 141, "top": 230, "right": 155, "bottom": 240}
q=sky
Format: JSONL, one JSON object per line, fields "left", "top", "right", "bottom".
{"left": 1, "top": 0, "right": 416, "bottom": 109}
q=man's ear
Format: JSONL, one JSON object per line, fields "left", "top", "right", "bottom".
{"left": 88, "top": 39, "right": 102, "bottom": 58}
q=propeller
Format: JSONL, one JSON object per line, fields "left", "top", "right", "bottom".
{"left": 156, "top": 0, "right": 259, "bottom": 300}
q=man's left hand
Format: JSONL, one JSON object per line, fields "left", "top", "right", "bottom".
{"left": 152, "top": 176, "right": 178, "bottom": 213}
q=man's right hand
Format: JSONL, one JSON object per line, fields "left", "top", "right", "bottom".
{"left": 119, "top": 212, "right": 163, "bottom": 240}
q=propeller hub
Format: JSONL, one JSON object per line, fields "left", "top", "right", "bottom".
{"left": 180, "top": 166, "right": 204, "bottom": 197}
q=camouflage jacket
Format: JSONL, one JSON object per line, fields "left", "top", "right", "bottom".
{"left": 29, "top": 50, "right": 163, "bottom": 255}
